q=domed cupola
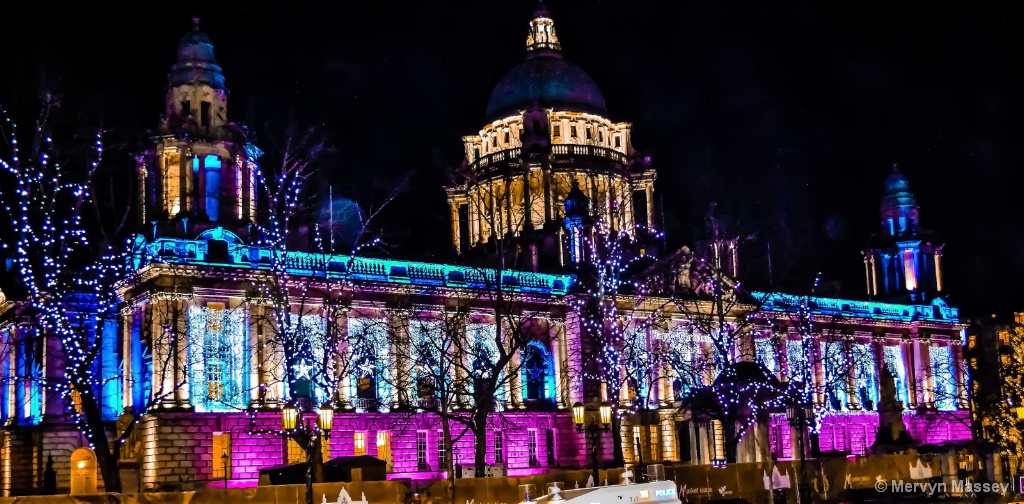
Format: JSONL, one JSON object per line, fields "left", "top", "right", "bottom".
{"left": 168, "top": 18, "right": 226, "bottom": 90}
{"left": 484, "top": 2, "right": 607, "bottom": 122}
{"left": 879, "top": 164, "right": 920, "bottom": 237}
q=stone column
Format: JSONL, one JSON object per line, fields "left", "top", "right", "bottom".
{"left": 449, "top": 202, "right": 461, "bottom": 253}
{"left": 811, "top": 339, "right": 826, "bottom": 406}
{"left": 335, "top": 306, "right": 352, "bottom": 410}
{"left": 507, "top": 328, "right": 523, "bottom": 410}
{"left": 248, "top": 305, "right": 262, "bottom": 407}
{"left": 388, "top": 309, "right": 410, "bottom": 410}
{"left": 174, "top": 299, "right": 191, "bottom": 408}
{"left": 549, "top": 317, "right": 567, "bottom": 409}
{"left": 645, "top": 184, "right": 654, "bottom": 228}
{"left": 122, "top": 307, "right": 134, "bottom": 411}
{"left": 902, "top": 333, "right": 918, "bottom": 408}
{"left": 916, "top": 335, "right": 933, "bottom": 407}
{"left": 565, "top": 310, "right": 585, "bottom": 405}
{"left": 872, "top": 334, "right": 887, "bottom": 407}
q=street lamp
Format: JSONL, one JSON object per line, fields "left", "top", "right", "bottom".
{"left": 787, "top": 401, "right": 815, "bottom": 504}
{"left": 221, "top": 452, "right": 229, "bottom": 489}
{"left": 574, "top": 401, "right": 612, "bottom": 487}
{"left": 282, "top": 402, "right": 335, "bottom": 504}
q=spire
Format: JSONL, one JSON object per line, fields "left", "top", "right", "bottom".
{"left": 526, "top": 0, "right": 562, "bottom": 56}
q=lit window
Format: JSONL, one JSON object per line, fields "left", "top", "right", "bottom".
{"left": 710, "top": 420, "right": 726, "bottom": 465}
{"left": 416, "top": 431, "right": 428, "bottom": 470}
{"left": 553, "top": 125, "right": 561, "bottom": 137}
{"left": 287, "top": 438, "right": 303, "bottom": 464}
{"left": 528, "top": 429, "right": 539, "bottom": 467}
{"left": 437, "top": 431, "right": 446, "bottom": 470}
{"left": 376, "top": 431, "right": 392, "bottom": 471}
{"left": 213, "top": 432, "right": 231, "bottom": 479}
{"left": 354, "top": 432, "right": 367, "bottom": 456}
{"left": 320, "top": 437, "right": 331, "bottom": 462}
{"left": 570, "top": 126, "right": 577, "bottom": 137}
{"left": 493, "top": 430, "right": 503, "bottom": 463}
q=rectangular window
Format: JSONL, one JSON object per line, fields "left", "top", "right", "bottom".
{"left": 287, "top": 438, "right": 303, "bottom": 464}
{"left": 201, "top": 101, "right": 211, "bottom": 127}
{"left": 615, "top": 136, "right": 621, "bottom": 148}
{"left": 205, "top": 302, "right": 226, "bottom": 402}
{"left": 213, "top": 432, "right": 231, "bottom": 479}
{"left": 710, "top": 420, "right": 726, "bottom": 465}
{"left": 585, "top": 127, "right": 592, "bottom": 139}
{"left": 437, "top": 430, "right": 446, "bottom": 470}
{"left": 493, "top": 431, "right": 503, "bottom": 464}
{"left": 633, "top": 425, "right": 643, "bottom": 463}
{"left": 598, "top": 131, "right": 603, "bottom": 142}
{"left": 570, "top": 125, "right": 577, "bottom": 137}
{"left": 181, "top": 100, "right": 191, "bottom": 116}
{"left": 492, "top": 136, "right": 497, "bottom": 147}
{"left": 376, "top": 431, "right": 391, "bottom": 471}
{"left": 416, "top": 431, "right": 428, "bottom": 470}
{"left": 649, "top": 425, "right": 660, "bottom": 461}
{"left": 528, "top": 429, "right": 539, "bottom": 467}
{"left": 545, "top": 429, "right": 555, "bottom": 466}
{"left": 354, "top": 431, "right": 367, "bottom": 456}
{"left": 931, "top": 345, "right": 957, "bottom": 411}
{"left": 321, "top": 437, "right": 331, "bottom": 462}
{"left": 553, "top": 125, "right": 561, "bottom": 137}
{"left": 504, "top": 131, "right": 510, "bottom": 143}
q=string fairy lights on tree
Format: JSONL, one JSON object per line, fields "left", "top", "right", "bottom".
{"left": 0, "top": 94, "right": 141, "bottom": 492}
{"left": 566, "top": 217, "right": 673, "bottom": 466}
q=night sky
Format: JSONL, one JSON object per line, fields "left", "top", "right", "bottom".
{"left": 5, "top": 2, "right": 1017, "bottom": 317}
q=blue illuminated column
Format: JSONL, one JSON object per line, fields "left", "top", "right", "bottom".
{"left": 205, "top": 155, "right": 222, "bottom": 221}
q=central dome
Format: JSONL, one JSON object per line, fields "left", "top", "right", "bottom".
{"left": 485, "top": 56, "right": 607, "bottom": 122}
{"left": 484, "top": 4, "right": 607, "bottom": 122}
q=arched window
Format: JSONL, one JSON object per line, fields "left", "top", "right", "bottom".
{"left": 521, "top": 341, "right": 554, "bottom": 402}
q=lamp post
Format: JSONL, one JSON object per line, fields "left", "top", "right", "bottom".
{"left": 574, "top": 401, "right": 612, "bottom": 487}
{"left": 283, "top": 402, "right": 334, "bottom": 504}
{"left": 786, "top": 401, "right": 815, "bottom": 504}
{"left": 221, "top": 452, "right": 229, "bottom": 489}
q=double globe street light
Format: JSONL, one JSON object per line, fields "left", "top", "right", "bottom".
{"left": 573, "top": 401, "right": 612, "bottom": 487}
{"left": 282, "top": 402, "right": 335, "bottom": 504}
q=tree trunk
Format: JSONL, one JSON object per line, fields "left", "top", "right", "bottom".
{"left": 724, "top": 420, "right": 738, "bottom": 464}
{"left": 611, "top": 415, "right": 625, "bottom": 466}
{"left": 81, "top": 388, "right": 122, "bottom": 493}
{"left": 473, "top": 408, "right": 490, "bottom": 477}
{"left": 442, "top": 418, "right": 455, "bottom": 503}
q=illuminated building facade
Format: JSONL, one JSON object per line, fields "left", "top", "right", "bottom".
{"left": 0, "top": 6, "right": 973, "bottom": 497}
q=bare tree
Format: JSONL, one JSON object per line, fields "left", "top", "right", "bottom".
{"left": 0, "top": 94, "right": 163, "bottom": 492}
{"left": 240, "top": 127, "right": 403, "bottom": 504}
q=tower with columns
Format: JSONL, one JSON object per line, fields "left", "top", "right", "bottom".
{"left": 136, "top": 18, "right": 261, "bottom": 241}
{"left": 862, "top": 166, "right": 944, "bottom": 303}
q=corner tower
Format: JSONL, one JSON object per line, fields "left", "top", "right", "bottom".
{"left": 445, "top": 2, "right": 657, "bottom": 266}
{"left": 136, "top": 18, "right": 261, "bottom": 239}
{"left": 861, "top": 165, "right": 944, "bottom": 303}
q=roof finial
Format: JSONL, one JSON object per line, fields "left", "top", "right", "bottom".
{"left": 192, "top": 17, "right": 201, "bottom": 31}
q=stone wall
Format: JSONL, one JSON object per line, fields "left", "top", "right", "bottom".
{"left": 140, "top": 412, "right": 283, "bottom": 490}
